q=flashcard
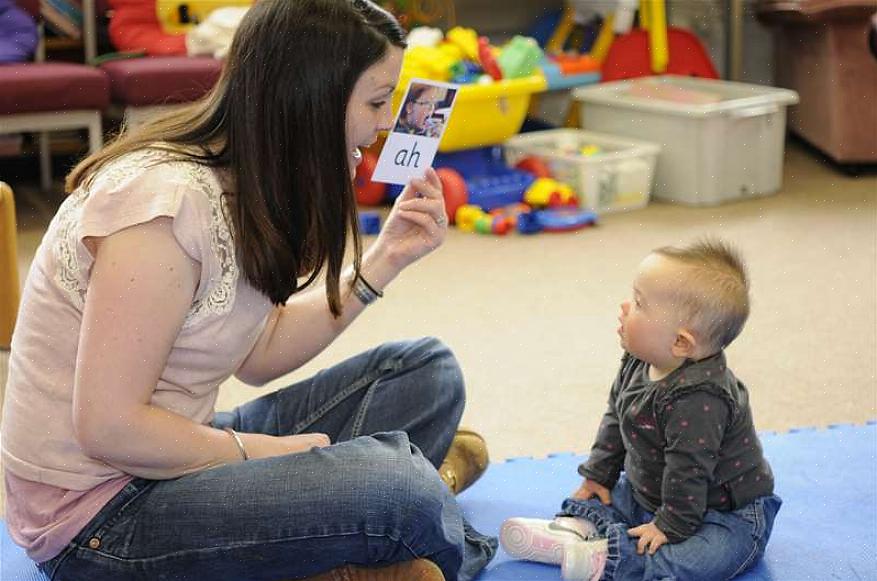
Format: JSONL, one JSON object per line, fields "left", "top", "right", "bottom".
{"left": 371, "top": 79, "right": 460, "bottom": 185}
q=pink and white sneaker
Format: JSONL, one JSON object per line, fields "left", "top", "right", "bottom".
{"left": 561, "top": 538, "right": 608, "bottom": 581}
{"left": 499, "top": 516, "right": 597, "bottom": 565}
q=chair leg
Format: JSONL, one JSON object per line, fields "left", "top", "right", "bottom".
{"left": 38, "top": 131, "right": 52, "bottom": 192}
{"left": 0, "top": 182, "right": 20, "bottom": 350}
{"left": 88, "top": 112, "right": 103, "bottom": 153}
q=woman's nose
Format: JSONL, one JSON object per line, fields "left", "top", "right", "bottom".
{"left": 378, "top": 105, "right": 395, "bottom": 132}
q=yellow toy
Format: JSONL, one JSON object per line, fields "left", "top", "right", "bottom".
{"left": 401, "top": 45, "right": 457, "bottom": 81}
{"left": 523, "top": 178, "right": 578, "bottom": 208}
{"left": 446, "top": 26, "right": 479, "bottom": 61}
{"left": 156, "top": 0, "right": 251, "bottom": 33}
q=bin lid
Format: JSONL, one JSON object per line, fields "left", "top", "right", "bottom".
{"left": 573, "top": 75, "right": 799, "bottom": 118}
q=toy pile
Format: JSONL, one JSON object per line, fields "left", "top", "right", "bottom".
{"left": 401, "top": 26, "right": 544, "bottom": 85}
{"left": 355, "top": 26, "right": 599, "bottom": 237}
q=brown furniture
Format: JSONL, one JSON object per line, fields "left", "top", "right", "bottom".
{"left": 0, "top": 182, "right": 19, "bottom": 350}
{"left": 758, "top": 0, "right": 877, "bottom": 164}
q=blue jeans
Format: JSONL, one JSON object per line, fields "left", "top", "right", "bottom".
{"left": 39, "top": 338, "right": 497, "bottom": 581}
{"left": 559, "top": 475, "right": 781, "bottom": 581}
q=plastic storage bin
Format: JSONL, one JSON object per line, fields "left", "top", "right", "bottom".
{"left": 393, "top": 75, "right": 547, "bottom": 152}
{"left": 574, "top": 76, "right": 799, "bottom": 206}
{"left": 504, "top": 129, "right": 661, "bottom": 214}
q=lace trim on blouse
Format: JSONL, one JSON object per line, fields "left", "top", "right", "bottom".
{"left": 53, "top": 148, "right": 237, "bottom": 328}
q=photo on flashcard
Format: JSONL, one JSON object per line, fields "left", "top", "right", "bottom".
{"left": 371, "top": 79, "right": 459, "bottom": 186}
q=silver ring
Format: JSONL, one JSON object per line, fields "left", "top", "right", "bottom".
{"left": 436, "top": 214, "right": 448, "bottom": 227}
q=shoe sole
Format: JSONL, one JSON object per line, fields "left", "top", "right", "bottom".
{"left": 298, "top": 558, "right": 445, "bottom": 581}
{"left": 500, "top": 518, "right": 570, "bottom": 565}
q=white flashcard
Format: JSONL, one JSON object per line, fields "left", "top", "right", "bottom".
{"left": 371, "top": 78, "right": 460, "bottom": 185}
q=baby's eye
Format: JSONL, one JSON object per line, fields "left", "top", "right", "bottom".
{"left": 634, "top": 299, "right": 642, "bottom": 308}
{"left": 370, "top": 101, "right": 387, "bottom": 110}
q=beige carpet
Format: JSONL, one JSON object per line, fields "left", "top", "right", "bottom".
{"left": 1, "top": 140, "right": 875, "bottom": 509}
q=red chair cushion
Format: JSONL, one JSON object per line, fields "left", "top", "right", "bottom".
{"left": 99, "top": 56, "right": 221, "bottom": 106}
{"left": 0, "top": 62, "right": 110, "bottom": 115}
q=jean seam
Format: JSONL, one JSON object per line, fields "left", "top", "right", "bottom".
{"left": 43, "top": 543, "right": 77, "bottom": 581}
{"left": 74, "top": 528, "right": 418, "bottom": 565}
{"left": 726, "top": 501, "right": 764, "bottom": 579}
{"left": 350, "top": 381, "right": 379, "bottom": 438}
{"left": 727, "top": 540, "right": 760, "bottom": 580}
{"left": 289, "top": 361, "right": 399, "bottom": 435}
{"left": 80, "top": 480, "right": 155, "bottom": 546}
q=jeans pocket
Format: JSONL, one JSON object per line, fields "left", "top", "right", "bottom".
{"left": 79, "top": 479, "right": 156, "bottom": 558}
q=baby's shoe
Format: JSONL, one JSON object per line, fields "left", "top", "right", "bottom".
{"left": 561, "top": 538, "right": 608, "bottom": 581}
{"left": 500, "top": 516, "right": 597, "bottom": 565}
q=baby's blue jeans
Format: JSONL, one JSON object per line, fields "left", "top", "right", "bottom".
{"left": 559, "top": 475, "right": 781, "bottom": 581}
{"left": 38, "top": 338, "right": 497, "bottom": 581}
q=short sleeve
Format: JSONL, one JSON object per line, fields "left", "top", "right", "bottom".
{"left": 78, "top": 150, "right": 209, "bottom": 266}
{"left": 56, "top": 148, "right": 237, "bottom": 326}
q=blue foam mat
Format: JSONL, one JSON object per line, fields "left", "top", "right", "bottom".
{"left": 3, "top": 423, "right": 876, "bottom": 581}
{"left": 461, "top": 422, "right": 877, "bottom": 581}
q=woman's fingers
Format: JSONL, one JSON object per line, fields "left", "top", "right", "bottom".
{"left": 405, "top": 170, "right": 442, "bottom": 201}
{"left": 281, "top": 433, "right": 330, "bottom": 453}
{"left": 397, "top": 197, "right": 447, "bottom": 230}
{"left": 397, "top": 209, "right": 442, "bottom": 237}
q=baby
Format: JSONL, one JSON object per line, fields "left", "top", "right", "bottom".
{"left": 501, "top": 239, "right": 781, "bottom": 581}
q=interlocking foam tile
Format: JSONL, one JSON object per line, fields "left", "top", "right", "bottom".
{"left": 459, "top": 422, "right": 877, "bottom": 580}
{"left": 3, "top": 422, "right": 875, "bottom": 581}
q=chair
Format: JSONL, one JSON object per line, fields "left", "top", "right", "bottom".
{"left": 0, "top": 0, "right": 109, "bottom": 192}
{"left": 100, "top": 55, "right": 222, "bottom": 127}
{"left": 94, "top": 0, "right": 223, "bottom": 128}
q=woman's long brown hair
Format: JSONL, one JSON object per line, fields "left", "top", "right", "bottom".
{"left": 67, "top": 0, "right": 406, "bottom": 316}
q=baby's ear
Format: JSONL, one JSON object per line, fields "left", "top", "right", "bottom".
{"left": 671, "top": 329, "right": 698, "bottom": 359}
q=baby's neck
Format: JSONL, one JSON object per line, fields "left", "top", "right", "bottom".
{"left": 647, "top": 361, "right": 683, "bottom": 382}
{"left": 647, "top": 348, "right": 722, "bottom": 382}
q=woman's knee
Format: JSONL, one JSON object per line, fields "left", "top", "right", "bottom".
{"left": 352, "top": 432, "right": 458, "bottom": 521}
{"left": 409, "top": 337, "right": 465, "bottom": 408}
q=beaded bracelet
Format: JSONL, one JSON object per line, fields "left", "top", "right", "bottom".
{"left": 352, "top": 274, "right": 383, "bottom": 306}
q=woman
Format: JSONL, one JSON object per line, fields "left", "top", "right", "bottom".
{"left": 0, "top": 1, "right": 496, "bottom": 580}
{"left": 395, "top": 84, "right": 445, "bottom": 138}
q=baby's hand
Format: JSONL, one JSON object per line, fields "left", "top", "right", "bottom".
{"left": 628, "top": 521, "right": 668, "bottom": 555}
{"left": 571, "top": 478, "right": 612, "bottom": 505}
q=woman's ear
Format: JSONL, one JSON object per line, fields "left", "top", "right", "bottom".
{"left": 671, "top": 329, "right": 698, "bottom": 359}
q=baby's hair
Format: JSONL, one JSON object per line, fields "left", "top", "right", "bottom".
{"left": 652, "top": 238, "right": 750, "bottom": 351}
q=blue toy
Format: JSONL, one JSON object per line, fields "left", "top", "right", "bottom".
{"left": 358, "top": 211, "right": 381, "bottom": 235}
{"left": 386, "top": 146, "right": 535, "bottom": 213}
{"left": 435, "top": 147, "right": 536, "bottom": 211}
{"left": 516, "top": 211, "right": 543, "bottom": 234}
{"left": 535, "top": 208, "right": 597, "bottom": 232}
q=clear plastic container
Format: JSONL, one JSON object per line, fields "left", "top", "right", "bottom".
{"left": 504, "top": 129, "right": 661, "bottom": 214}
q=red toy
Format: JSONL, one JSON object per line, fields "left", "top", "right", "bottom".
{"left": 108, "top": 0, "right": 187, "bottom": 56}
{"left": 514, "top": 156, "right": 552, "bottom": 178}
{"left": 436, "top": 167, "right": 468, "bottom": 224}
{"left": 477, "top": 36, "right": 503, "bottom": 81}
{"left": 354, "top": 150, "right": 386, "bottom": 206}
{"left": 601, "top": 27, "right": 718, "bottom": 82}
